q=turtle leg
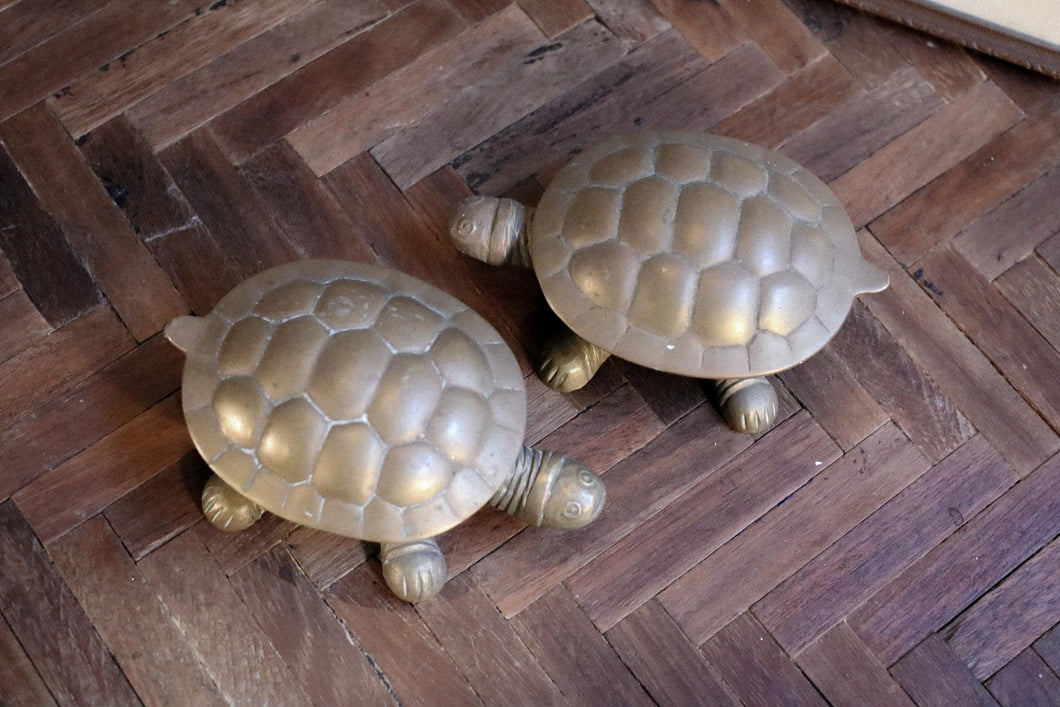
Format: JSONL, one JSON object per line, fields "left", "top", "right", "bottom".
{"left": 713, "top": 377, "right": 779, "bottom": 434}
{"left": 491, "top": 446, "right": 605, "bottom": 529}
{"left": 379, "top": 538, "right": 447, "bottom": 604}
{"left": 201, "top": 474, "right": 264, "bottom": 532}
{"left": 537, "top": 328, "right": 612, "bottom": 393}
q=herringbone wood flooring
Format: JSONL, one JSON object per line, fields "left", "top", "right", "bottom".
{"left": 1, "top": 0, "right": 1059, "bottom": 704}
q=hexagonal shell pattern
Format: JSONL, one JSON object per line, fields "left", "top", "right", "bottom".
{"left": 176, "top": 260, "right": 526, "bottom": 542}
{"left": 531, "top": 131, "right": 877, "bottom": 377}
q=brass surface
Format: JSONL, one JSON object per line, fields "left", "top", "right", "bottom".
{"left": 168, "top": 259, "right": 604, "bottom": 602}
{"left": 447, "top": 131, "right": 889, "bottom": 434}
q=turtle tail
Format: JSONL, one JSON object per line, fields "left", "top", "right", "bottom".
{"left": 165, "top": 315, "right": 212, "bottom": 354}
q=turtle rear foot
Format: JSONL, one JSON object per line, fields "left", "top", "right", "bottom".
{"left": 380, "top": 539, "right": 447, "bottom": 603}
{"left": 537, "top": 331, "right": 611, "bottom": 393}
{"left": 202, "top": 474, "right": 264, "bottom": 532}
{"left": 714, "top": 377, "right": 779, "bottom": 434}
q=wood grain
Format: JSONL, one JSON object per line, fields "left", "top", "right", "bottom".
{"left": 755, "top": 435, "right": 1017, "bottom": 655}
{"left": 995, "top": 256, "right": 1060, "bottom": 353}
{"left": 510, "top": 585, "right": 654, "bottom": 706}
{"left": 138, "top": 527, "right": 314, "bottom": 706}
{"left": 0, "top": 103, "right": 186, "bottom": 340}
{"left": 850, "top": 452, "right": 1060, "bottom": 665}
{"left": 0, "top": 501, "right": 137, "bottom": 705}
{"left": 699, "top": 612, "right": 828, "bottom": 706}
{"left": 661, "top": 422, "right": 931, "bottom": 644}
{"left": 797, "top": 621, "right": 914, "bottom": 706}
{"left": 945, "top": 538, "right": 1060, "bottom": 680}
{"left": 568, "top": 411, "right": 839, "bottom": 632}
{"left": 49, "top": 517, "right": 224, "bottom": 706}
{"left": 605, "top": 600, "right": 739, "bottom": 706}
{"left": 986, "top": 648, "right": 1060, "bottom": 707}
{"left": 890, "top": 634, "right": 1000, "bottom": 707}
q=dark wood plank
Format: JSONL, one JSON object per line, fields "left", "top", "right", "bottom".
{"left": 0, "top": 290, "right": 50, "bottom": 365}
{"left": 238, "top": 140, "right": 380, "bottom": 263}
{"left": 415, "top": 572, "right": 567, "bottom": 705}
{"left": 870, "top": 114, "right": 1060, "bottom": 266}
{"left": 0, "top": 103, "right": 187, "bottom": 340}
{"left": 797, "top": 622, "right": 914, "bottom": 706}
{"left": 229, "top": 546, "right": 396, "bottom": 706}
{"left": 778, "top": 340, "right": 889, "bottom": 450}
{"left": 877, "top": 21, "right": 985, "bottom": 101}
{"left": 756, "top": 435, "right": 1017, "bottom": 655}
{"left": 630, "top": 43, "right": 788, "bottom": 134}
{"left": 779, "top": 66, "right": 943, "bottom": 182}
{"left": 160, "top": 129, "right": 301, "bottom": 282}
{"left": 889, "top": 634, "right": 1000, "bottom": 707}
{"left": 0, "top": 141, "right": 101, "bottom": 327}
{"left": 138, "top": 527, "right": 314, "bottom": 705}
{"left": 952, "top": 167, "right": 1060, "bottom": 282}
{"left": 0, "top": 306, "right": 132, "bottom": 434}
{"left": 209, "top": 0, "right": 467, "bottom": 164}
{"left": 13, "top": 395, "right": 192, "bottom": 544}
{"left": 698, "top": 612, "right": 827, "bottom": 706}
{"left": 605, "top": 600, "right": 741, "bottom": 707}
{"left": 830, "top": 80, "right": 1022, "bottom": 228}
{"left": 995, "top": 256, "right": 1060, "bottom": 353}
{"left": 0, "top": 334, "right": 182, "bottom": 500}
{"left": 147, "top": 222, "right": 245, "bottom": 316}
{"left": 713, "top": 54, "right": 861, "bottom": 149}
{"left": 1035, "top": 623, "right": 1060, "bottom": 677}
{"left": 518, "top": 0, "right": 593, "bottom": 38}
{"left": 325, "top": 563, "right": 483, "bottom": 706}
{"left": 945, "top": 538, "right": 1060, "bottom": 680}
{"left": 322, "top": 14, "right": 632, "bottom": 186}
{"left": 0, "top": 0, "right": 200, "bottom": 122}
{"left": 568, "top": 411, "right": 839, "bottom": 632}
{"left": 652, "top": 0, "right": 827, "bottom": 73}
{"left": 49, "top": 0, "right": 319, "bottom": 137}
{"left": 986, "top": 648, "right": 1060, "bottom": 707}
{"left": 49, "top": 517, "right": 225, "bottom": 706}
{"left": 0, "top": 612, "right": 56, "bottom": 706}
{"left": 76, "top": 114, "right": 199, "bottom": 241}
{"left": 1040, "top": 232, "right": 1060, "bottom": 273}
{"left": 284, "top": 525, "right": 369, "bottom": 590}
{"left": 912, "top": 244, "right": 1060, "bottom": 430}
{"left": 0, "top": 0, "right": 103, "bottom": 66}
{"left": 584, "top": 0, "right": 670, "bottom": 41}
{"left": 103, "top": 452, "right": 207, "bottom": 560}
{"left": 472, "top": 403, "right": 755, "bottom": 617}
{"left": 850, "top": 451, "right": 1060, "bottom": 665}
{"left": 129, "top": 0, "right": 390, "bottom": 149}
{"left": 202, "top": 512, "right": 295, "bottom": 576}
{"left": 857, "top": 231, "right": 1059, "bottom": 475}
{"left": 828, "top": 300, "right": 974, "bottom": 464}
{"left": 510, "top": 585, "right": 654, "bottom": 706}
{"left": 660, "top": 422, "right": 931, "bottom": 645}
{"left": 452, "top": 28, "right": 708, "bottom": 195}
{"left": 0, "top": 501, "right": 138, "bottom": 705}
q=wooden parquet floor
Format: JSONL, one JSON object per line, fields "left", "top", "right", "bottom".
{"left": 1, "top": 0, "right": 1059, "bottom": 704}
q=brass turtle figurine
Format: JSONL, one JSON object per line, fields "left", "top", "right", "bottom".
{"left": 449, "top": 131, "right": 888, "bottom": 433}
{"left": 166, "top": 259, "right": 604, "bottom": 603}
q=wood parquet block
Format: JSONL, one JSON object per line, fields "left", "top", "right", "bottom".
{"left": 49, "top": 517, "right": 225, "bottom": 706}
{"left": 1, "top": 0, "right": 1058, "bottom": 701}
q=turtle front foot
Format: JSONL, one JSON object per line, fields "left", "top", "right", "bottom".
{"left": 537, "top": 332, "right": 611, "bottom": 393}
{"left": 202, "top": 474, "right": 264, "bottom": 532}
{"left": 380, "top": 539, "right": 447, "bottom": 604}
{"left": 714, "top": 377, "right": 779, "bottom": 434}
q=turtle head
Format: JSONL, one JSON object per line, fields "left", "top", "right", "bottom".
{"left": 448, "top": 196, "right": 530, "bottom": 267}
{"left": 537, "top": 457, "right": 606, "bottom": 529}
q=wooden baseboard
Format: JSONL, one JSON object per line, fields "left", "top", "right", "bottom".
{"left": 834, "top": 0, "right": 1060, "bottom": 78}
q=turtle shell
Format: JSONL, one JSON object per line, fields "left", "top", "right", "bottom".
{"left": 529, "top": 131, "right": 887, "bottom": 378}
{"left": 177, "top": 260, "right": 526, "bottom": 542}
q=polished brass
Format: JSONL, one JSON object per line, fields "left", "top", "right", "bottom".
{"left": 167, "top": 259, "right": 604, "bottom": 603}
{"left": 448, "top": 131, "right": 889, "bottom": 434}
